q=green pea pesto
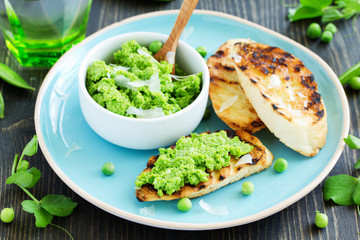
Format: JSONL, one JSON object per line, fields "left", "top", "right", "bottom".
{"left": 86, "top": 40, "right": 202, "bottom": 118}
{"left": 135, "top": 130, "right": 254, "bottom": 196}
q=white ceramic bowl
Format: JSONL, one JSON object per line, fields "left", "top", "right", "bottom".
{"left": 78, "top": 32, "right": 210, "bottom": 150}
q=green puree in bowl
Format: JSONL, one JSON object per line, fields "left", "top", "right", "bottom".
{"left": 135, "top": 131, "right": 254, "bottom": 196}
{"left": 86, "top": 40, "right": 202, "bottom": 118}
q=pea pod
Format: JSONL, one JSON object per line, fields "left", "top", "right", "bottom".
{"left": 0, "top": 63, "right": 34, "bottom": 90}
{"left": 0, "top": 91, "right": 4, "bottom": 119}
{"left": 339, "top": 61, "right": 360, "bottom": 85}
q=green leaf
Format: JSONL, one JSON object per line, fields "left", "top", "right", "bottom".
{"left": 300, "top": 0, "right": 332, "bottom": 9}
{"left": 323, "top": 174, "right": 358, "bottom": 205}
{"left": 17, "top": 160, "right": 29, "bottom": 171}
{"left": 6, "top": 171, "right": 34, "bottom": 188}
{"left": 344, "top": 135, "right": 360, "bottom": 149}
{"left": 22, "top": 200, "right": 40, "bottom": 214}
{"left": 355, "top": 159, "right": 360, "bottom": 169}
{"left": 352, "top": 180, "right": 360, "bottom": 205}
{"left": 34, "top": 207, "right": 53, "bottom": 228}
{"left": 22, "top": 200, "right": 53, "bottom": 228}
{"left": 40, "top": 195, "right": 78, "bottom": 217}
{"left": 0, "top": 91, "right": 4, "bottom": 119}
{"left": 322, "top": 8, "right": 344, "bottom": 22}
{"left": 22, "top": 135, "right": 38, "bottom": 157}
{"left": 27, "top": 167, "right": 41, "bottom": 188}
{"left": 288, "top": 6, "right": 324, "bottom": 22}
{"left": 0, "top": 63, "right": 35, "bottom": 90}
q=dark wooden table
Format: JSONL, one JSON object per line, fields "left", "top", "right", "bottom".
{"left": 1, "top": 0, "right": 360, "bottom": 239}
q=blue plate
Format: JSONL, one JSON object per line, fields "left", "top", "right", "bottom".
{"left": 34, "top": 10, "right": 350, "bottom": 230}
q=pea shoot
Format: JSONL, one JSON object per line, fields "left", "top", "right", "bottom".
{"left": 0, "top": 63, "right": 34, "bottom": 90}
{"left": 177, "top": 197, "right": 192, "bottom": 212}
{"left": 307, "top": 23, "right": 322, "bottom": 39}
{"left": 196, "top": 46, "right": 207, "bottom": 58}
{"left": 315, "top": 211, "right": 328, "bottom": 228}
{"left": 149, "top": 40, "right": 163, "bottom": 54}
{"left": 1, "top": 207, "right": 15, "bottom": 223}
{"left": 0, "top": 91, "right": 4, "bottom": 119}
{"left": 102, "top": 162, "right": 115, "bottom": 176}
{"left": 321, "top": 30, "right": 333, "bottom": 43}
{"left": 339, "top": 61, "right": 360, "bottom": 85}
{"left": 4, "top": 135, "right": 76, "bottom": 238}
{"left": 241, "top": 181, "right": 254, "bottom": 195}
{"left": 274, "top": 158, "right": 288, "bottom": 173}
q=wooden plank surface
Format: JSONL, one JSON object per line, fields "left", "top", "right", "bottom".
{"left": 0, "top": 0, "right": 359, "bottom": 239}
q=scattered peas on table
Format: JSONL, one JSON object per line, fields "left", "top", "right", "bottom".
{"left": 1, "top": 207, "right": 15, "bottom": 223}
{"left": 315, "top": 211, "right": 328, "bottom": 228}
{"left": 307, "top": 23, "right": 322, "bottom": 39}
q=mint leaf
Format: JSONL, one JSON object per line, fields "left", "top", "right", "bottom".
{"left": 352, "top": 180, "right": 360, "bottom": 205}
{"left": 40, "top": 195, "right": 78, "bottom": 217}
{"left": 22, "top": 135, "right": 38, "bottom": 157}
{"left": 6, "top": 171, "right": 34, "bottom": 188}
{"left": 324, "top": 174, "right": 358, "bottom": 205}
{"left": 16, "top": 160, "right": 29, "bottom": 171}
{"left": 355, "top": 159, "right": 360, "bottom": 169}
{"left": 288, "top": 6, "right": 324, "bottom": 22}
{"left": 22, "top": 200, "right": 53, "bottom": 228}
{"left": 27, "top": 167, "right": 41, "bottom": 188}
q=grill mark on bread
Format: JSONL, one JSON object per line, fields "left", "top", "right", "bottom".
{"left": 272, "top": 104, "right": 278, "bottom": 110}
{"left": 250, "top": 78, "right": 257, "bottom": 84}
{"left": 224, "top": 66, "right": 235, "bottom": 71}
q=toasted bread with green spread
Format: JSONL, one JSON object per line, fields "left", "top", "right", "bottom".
{"left": 135, "top": 130, "right": 273, "bottom": 202}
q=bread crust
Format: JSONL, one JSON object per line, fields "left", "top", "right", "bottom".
{"left": 135, "top": 130, "right": 273, "bottom": 202}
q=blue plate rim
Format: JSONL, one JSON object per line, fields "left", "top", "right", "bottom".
{"left": 34, "top": 10, "right": 350, "bottom": 230}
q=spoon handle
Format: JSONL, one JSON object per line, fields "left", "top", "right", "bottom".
{"left": 154, "top": 0, "right": 199, "bottom": 63}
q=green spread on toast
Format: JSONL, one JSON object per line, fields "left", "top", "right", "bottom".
{"left": 135, "top": 130, "right": 254, "bottom": 196}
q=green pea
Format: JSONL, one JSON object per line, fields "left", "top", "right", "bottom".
{"left": 149, "top": 40, "right": 163, "bottom": 54}
{"left": 324, "top": 23, "right": 337, "bottom": 34}
{"left": 315, "top": 211, "right": 328, "bottom": 228}
{"left": 196, "top": 46, "right": 207, "bottom": 58}
{"left": 241, "top": 181, "right": 254, "bottom": 195}
{"left": 349, "top": 76, "right": 360, "bottom": 90}
{"left": 1, "top": 207, "right": 15, "bottom": 223}
{"left": 307, "top": 23, "right": 322, "bottom": 39}
{"left": 101, "top": 162, "right": 115, "bottom": 176}
{"left": 274, "top": 158, "right": 288, "bottom": 173}
{"left": 177, "top": 197, "right": 192, "bottom": 212}
{"left": 321, "top": 30, "right": 333, "bottom": 43}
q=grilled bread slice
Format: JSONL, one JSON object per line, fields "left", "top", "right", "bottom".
{"left": 135, "top": 130, "right": 273, "bottom": 202}
{"left": 225, "top": 39, "right": 327, "bottom": 156}
{"left": 208, "top": 40, "right": 265, "bottom": 133}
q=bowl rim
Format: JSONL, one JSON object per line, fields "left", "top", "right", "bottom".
{"left": 78, "top": 31, "right": 210, "bottom": 123}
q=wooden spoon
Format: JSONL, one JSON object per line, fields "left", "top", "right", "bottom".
{"left": 154, "top": 0, "right": 199, "bottom": 70}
